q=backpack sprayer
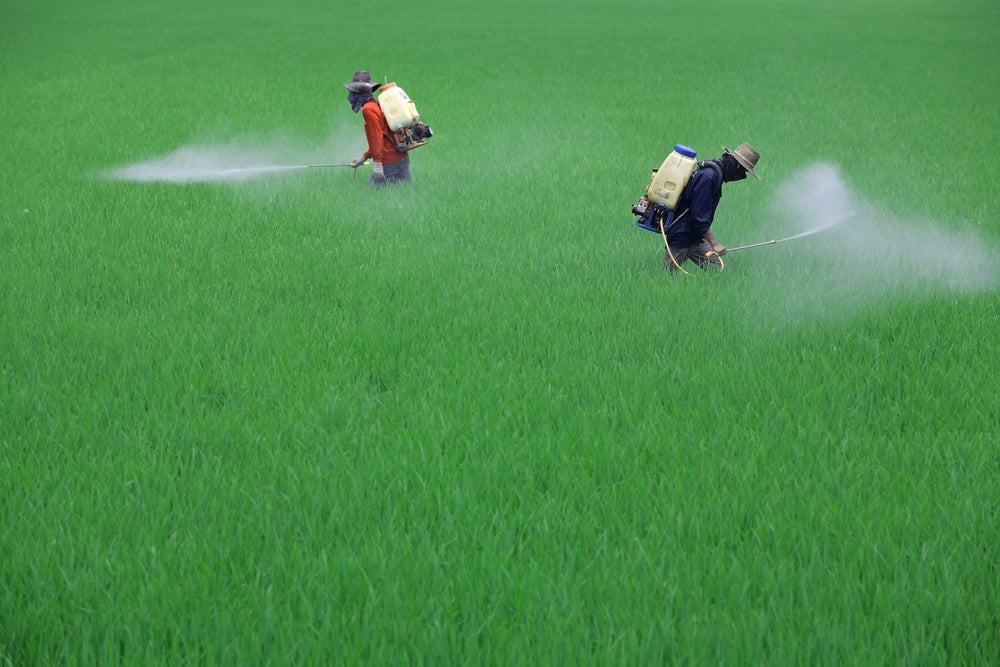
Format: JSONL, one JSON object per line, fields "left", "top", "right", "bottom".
{"left": 631, "top": 145, "right": 704, "bottom": 273}
{"left": 377, "top": 82, "right": 433, "bottom": 152}
{"left": 632, "top": 144, "right": 699, "bottom": 233}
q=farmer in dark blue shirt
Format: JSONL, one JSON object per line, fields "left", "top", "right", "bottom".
{"left": 664, "top": 143, "right": 761, "bottom": 271}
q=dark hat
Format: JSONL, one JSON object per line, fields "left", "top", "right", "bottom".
{"left": 722, "top": 142, "right": 761, "bottom": 180}
{"left": 343, "top": 70, "right": 381, "bottom": 93}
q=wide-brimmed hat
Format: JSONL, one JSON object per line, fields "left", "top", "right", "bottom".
{"left": 343, "top": 70, "right": 381, "bottom": 93}
{"left": 723, "top": 142, "right": 761, "bottom": 179}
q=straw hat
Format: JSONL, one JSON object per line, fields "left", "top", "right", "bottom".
{"left": 723, "top": 142, "right": 761, "bottom": 179}
{"left": 343, "top": 70, "right": 382, "bottom": 93}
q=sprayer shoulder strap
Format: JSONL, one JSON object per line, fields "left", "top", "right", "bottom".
{"left": 697, "top": 160, "right": 724, "bottom": 200}
{"left": 664, "top": 208, "right": 688, "bottom": 230}
{"left": 697, "top": 160, "right": 722, "bottom": 177}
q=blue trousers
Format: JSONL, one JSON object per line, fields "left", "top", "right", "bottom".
{"left": 367, "top": 155, "right": 411, "bottom": 188}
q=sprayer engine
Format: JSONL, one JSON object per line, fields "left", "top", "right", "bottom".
{"left": 393, "top": 122, "right": 434, "bottom": 152}
{"left": 632, "top": 195, "right": 670, "bottom": 233}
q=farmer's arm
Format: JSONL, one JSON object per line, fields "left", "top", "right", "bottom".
{"left": 362, "top": 104, "right": 386, "bottom": 161}
{"left": 704, "top": 230, "right": 726, "bottom": 255}
{"left": 689, "top": 171, "right": 725, "bottom": 255}
{"left": 687, "top": 174, "right": 718, "bottom": 242}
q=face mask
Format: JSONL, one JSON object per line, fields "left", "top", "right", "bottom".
{"left": 721, "top": 154, "right": 747, "bottom": 182}
{"left": 348, "top": 90, "right": 372, "bottom": 113}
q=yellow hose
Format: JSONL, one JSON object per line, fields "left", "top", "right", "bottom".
{"left": 354, "top": 160, "right": 370, "bottom": 183}
{"left": 658, "top": 209, "right": 728, "bottom": 276}
{"left": 704, "top": 250, "right": 726, "bottom": 273}
{"left": 660, "top": 210, "right": 690, "bottom": 276}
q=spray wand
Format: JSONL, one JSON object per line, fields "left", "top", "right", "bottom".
{"left": 303, "top": 162, "right": 369, "bottom": 169}
{"left": 728, "top": 210, "right": 855, "bottom": 253}
{"left": 216, "top": 161, "right": 370, "bottom": 181}
{"left": 306, "top": 162, "right": 370, "bottom": 181}
{"left": 726, "top": 239, "right": 778, "bottom": 252}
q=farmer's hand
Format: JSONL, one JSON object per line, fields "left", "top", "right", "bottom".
{"left": 372, "top": 161, "right": 385, "bottom": 183}
{"left": 712, "top": 243, "right": 727, "bottom": 257}
{"left": 349, "top": 156, "right": 367, "bottom": 169}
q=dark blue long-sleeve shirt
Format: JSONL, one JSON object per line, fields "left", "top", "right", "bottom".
{"left": 666, "top": 167, "right": 722, "bottom": 246}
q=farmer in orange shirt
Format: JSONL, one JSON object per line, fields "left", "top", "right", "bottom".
{"left": 345, "top": 70, "right": 411, "bottom": 187}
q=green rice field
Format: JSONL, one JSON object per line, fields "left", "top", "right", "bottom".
{"left": 2, "top": 0, "right": 998, "bottom": 664}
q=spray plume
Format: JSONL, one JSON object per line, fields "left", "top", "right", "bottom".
{"left": 746, "top": 162, "right": 997, "bottom": 322}
{"left": 104, "top": 130, "right": 362, "bottom": 183}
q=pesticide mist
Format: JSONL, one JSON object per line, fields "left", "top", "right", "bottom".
{"left": 105, "top": 132, "right": 362, "bottom": 183}
{"left": 759, "top": 162, "right": 998, "bottom": 321}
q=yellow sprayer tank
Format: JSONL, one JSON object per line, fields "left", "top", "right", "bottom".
{"left": 377, "top": 82, "right": 420, "bottom": 132}
{"left": 646, "top": 144, "right": 698, "bottom": 209}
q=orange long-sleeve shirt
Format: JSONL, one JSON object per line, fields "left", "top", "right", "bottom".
{"left": 361, "top": 99, "right": 406, "bottom": 165}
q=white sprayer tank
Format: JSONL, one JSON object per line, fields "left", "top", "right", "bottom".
{"left": 646, "top": 144, "right": 698, "bottom": 209}
{"left": 377, "top": 83, "right": 419, "bottom": 132}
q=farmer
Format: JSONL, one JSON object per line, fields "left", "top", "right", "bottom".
{"left": 664, "top": 143, "right": 761, "bottom": 271}
{"left": 344, "top": 70, "right": 411, "bottom": 187}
